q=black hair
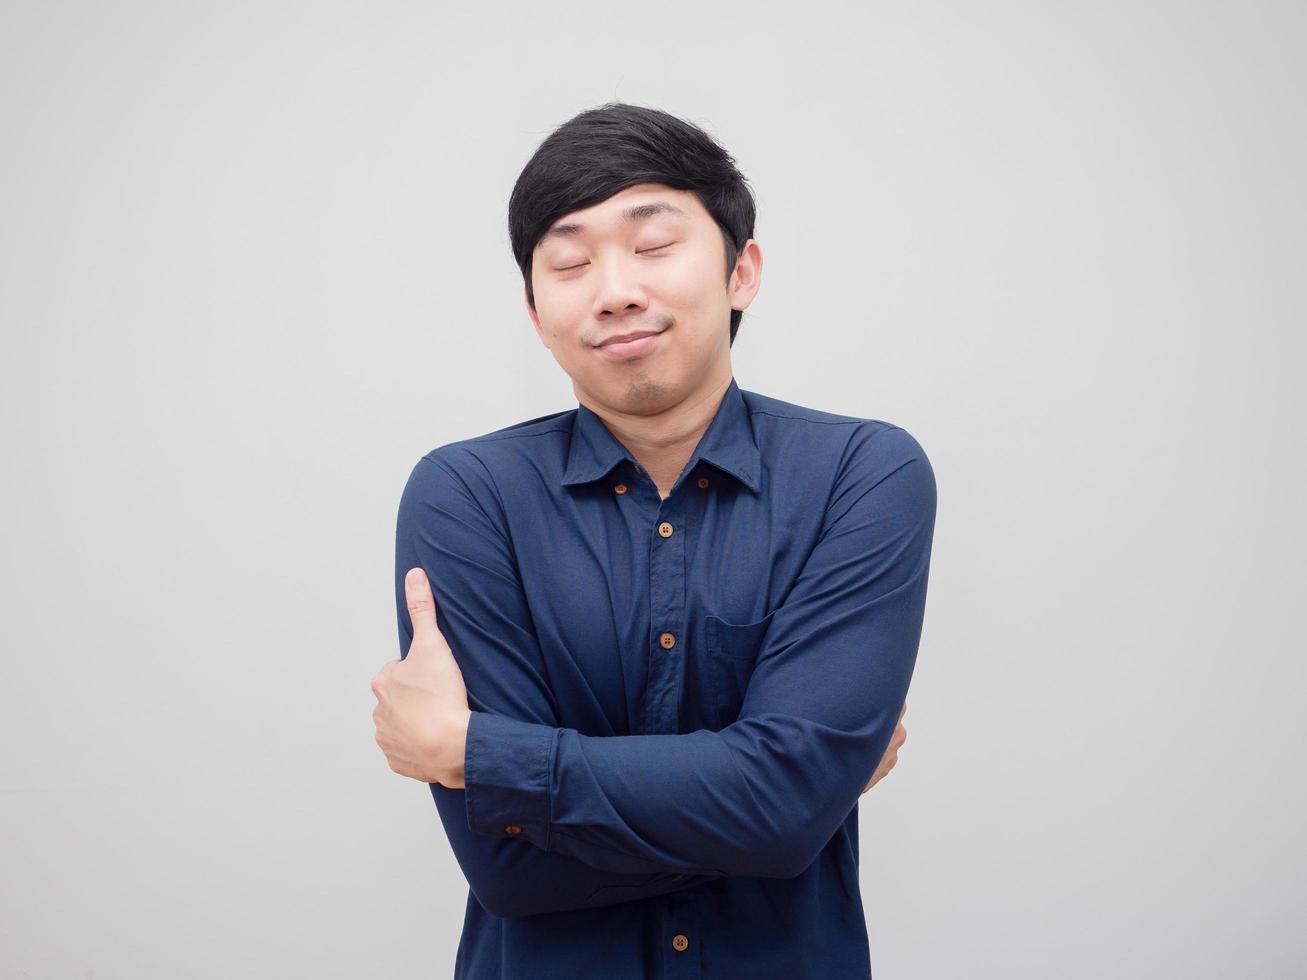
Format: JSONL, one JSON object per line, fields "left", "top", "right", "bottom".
{"left": 508, "top": 102, "right": 757, "bottom": 347}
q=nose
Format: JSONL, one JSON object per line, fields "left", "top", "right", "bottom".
{"left": 591, "top": 254, "right": 648, "bottom": 321}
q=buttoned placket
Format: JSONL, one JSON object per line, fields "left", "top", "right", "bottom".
{"left": 613, "top": 458, "right": 702, "bottom": 979}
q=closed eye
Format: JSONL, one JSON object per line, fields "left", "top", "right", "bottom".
{"left": 553, "top": 243, "right": 676, "bottom": 273}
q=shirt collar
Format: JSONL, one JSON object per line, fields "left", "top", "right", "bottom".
{"left": 560, "top": 376, "right": 762, "bottom": 493}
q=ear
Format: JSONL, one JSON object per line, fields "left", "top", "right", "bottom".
{"left": 728, "top": 239, "right": 763, "bottom": 312}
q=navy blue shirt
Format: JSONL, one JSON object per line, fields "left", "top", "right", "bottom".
{"left": 393, "top": 376, "right": 937, "bottom": 979}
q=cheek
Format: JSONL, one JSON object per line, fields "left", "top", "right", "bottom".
{"left": 531, "top": 290, "right": 586, "bottom": 345}
{"left": 663, "top": 248, "right": 730, "bottom": 306}
{"left": 532, "top": 283, "right": 571, "bottom": 320}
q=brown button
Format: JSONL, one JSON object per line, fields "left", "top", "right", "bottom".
{"left": 614, "top": 483, "right": 628, "bottom": 494}
{"left": 697, "top": 477, "right": 709, "bottom": 488}
{"left": 659, "top": 632, "right": 676, "bottom": 649}
{"left": 504, "top": 825, "right": 522, "bottom": 835}
{"left": 672, "top": 934, "right": 689, "bottom": 952}
{"left": 658, "top": 521, "right": 674, "bottom": 538}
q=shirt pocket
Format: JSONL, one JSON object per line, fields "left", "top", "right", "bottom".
{"left": 703, "top": 609, "right": 777, "bottom": 729}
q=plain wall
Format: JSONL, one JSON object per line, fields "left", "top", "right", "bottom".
{"left": 2, "top": 1, "right": 1303, "bottom": 977}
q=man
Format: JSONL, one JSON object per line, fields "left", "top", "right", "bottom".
{"left": 371, "top": 102, "right": 936, "bottom": 979}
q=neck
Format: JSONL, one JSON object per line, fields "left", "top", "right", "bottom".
{"left": 579, "top": 370, "right": 732, "bottom": 499}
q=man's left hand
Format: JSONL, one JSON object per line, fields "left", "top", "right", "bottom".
{"left": 862, "top": 701, "right": 907, "bottom": 795}
{"left": 372, "top": 567, "right": 472, "bottom": 788}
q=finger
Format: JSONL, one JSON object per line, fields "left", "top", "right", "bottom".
{"left": 405, "top": 567, "right": 438, "bottom": 636}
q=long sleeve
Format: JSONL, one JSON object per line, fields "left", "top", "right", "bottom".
{"left": 461, "top": 424, "right": 937, "bottom": 881}
{"left": 394, "top": 452, "right": 727, "bottom": 919}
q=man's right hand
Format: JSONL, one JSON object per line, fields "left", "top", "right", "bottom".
{"left": 862, "top": 702, "right": 908, "bottom": 794}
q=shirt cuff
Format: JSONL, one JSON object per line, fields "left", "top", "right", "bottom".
{"left": 463, "top": 710, "right": 558, "bottom": 851}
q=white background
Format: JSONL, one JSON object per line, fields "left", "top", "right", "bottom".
{"left": 2, "top": 1, "right": 1303, "bottom": 977}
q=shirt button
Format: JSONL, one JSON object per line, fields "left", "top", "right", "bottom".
{"left": 658, "top": 521, "right": 674, "bottom": 538}
{"left": 504, "top": 825, "right": 522, "bottom": 835}
{"left": 614, "top": 483, "right": 628, "bottom": 494}
{"left": 659, "top": 632, "right": 676, "bottom": 649}
{"left": 697, "top": 477, "right": 709, "bottom": 488}
{"left": 672, "top": 934, "right": 689, "bottom": 952}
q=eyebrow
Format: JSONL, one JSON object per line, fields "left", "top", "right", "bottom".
{"left": 538, "top": 200, "right": 686, "bottom": 246}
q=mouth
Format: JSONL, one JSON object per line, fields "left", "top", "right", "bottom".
{"left": 595, "top": 329, "right": 664, "bottom": 360}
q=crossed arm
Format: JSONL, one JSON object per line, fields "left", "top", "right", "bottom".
{"left": 393, "top": 424, "right": 935, "bottom": 918}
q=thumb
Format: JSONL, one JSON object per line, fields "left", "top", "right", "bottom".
{"left": 405, "top": 566, "right": 439, "bottom": 638}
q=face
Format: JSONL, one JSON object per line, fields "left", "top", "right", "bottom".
{"left": 525, "top": 182, "right": 762, "bottom": 416}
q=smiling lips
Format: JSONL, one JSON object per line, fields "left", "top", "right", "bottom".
{"left": 598, "top": 328, "right": 662, "bottom": 347}
{"left": 596, "top": 329, "right": 664, "bottom": 360}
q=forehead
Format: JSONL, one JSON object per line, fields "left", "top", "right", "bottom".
{"left": 535, "top": 183, "right": 703, "bottom": 249}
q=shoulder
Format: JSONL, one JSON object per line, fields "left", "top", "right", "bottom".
{"left": 740, "top": 386, "right": 932, "bottom": 471}
{"left": 424, "top": 407, "right": 574, "bottom": 470}
{"left": 406, "top": 407, "right": 574, "bottom": 497}
{"left": 740, "top": 387, "right": 934, "bottom": 528}
{"left": 740, "top": 386, "right": 878, "bottom": 428}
